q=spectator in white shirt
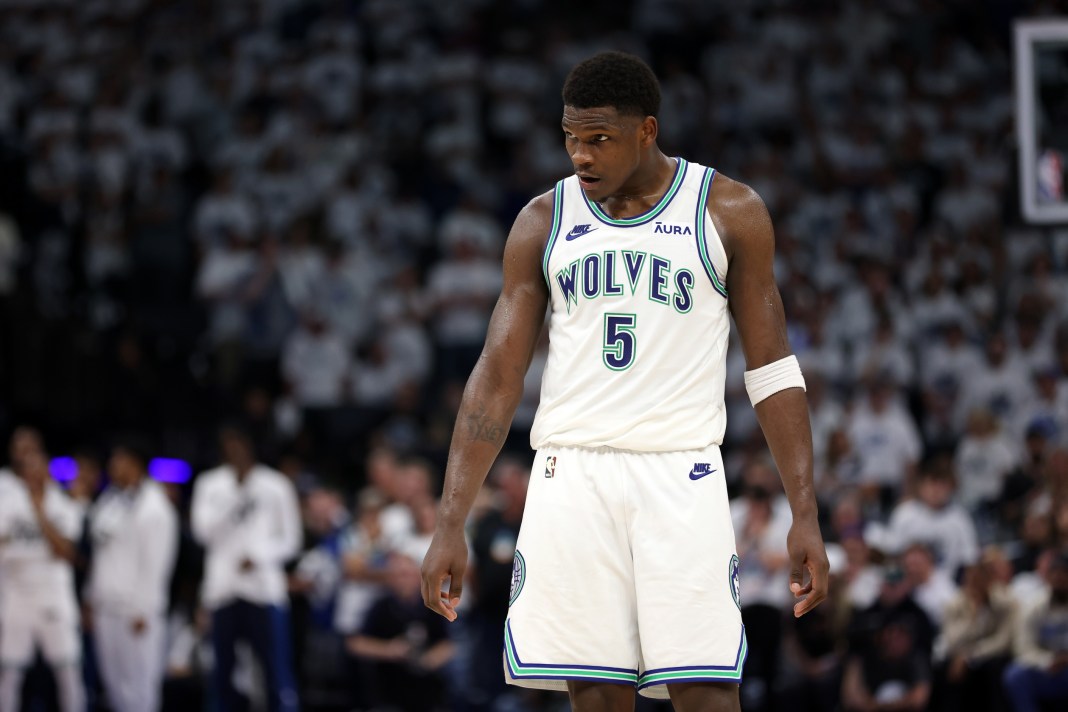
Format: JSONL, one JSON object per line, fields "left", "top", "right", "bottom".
{"left": 851, "top": 314, "right": 915, "bottom": 388}
{"left": 191, "top": 425, "right": 302, "bottom": 712}
{"left": 954, "top": 409, "right": 1021, "bottom": 512}
{"left": 281, "top": 311, "right": 351, "bottom": 408}
{"left": 87, "top": 439, "right": 178, "bottom": 712}
{"left": 192, "top": 168, "right": 258, "bottom": 250}
{"left": 1002, "top": 552, "right": 1068, "bottom": 712}
{"left": 956, "top": 331, "right": 1034, "bottom": 432}
{"left": 425, "top": 232, "right": 503, "bottom": 385}
{"left": 1014, "top": 366, "right": 1068, "bottom": 444}
{"left": 921, "top": 322, "right": 984, "bottom": 395}
{"left": 847, "top": 379, "right": 923, "bottom": 506}
{"left": 887, "top": 465, "right": 980, "bottom": 579}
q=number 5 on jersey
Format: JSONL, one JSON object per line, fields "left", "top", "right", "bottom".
{"left": 603, "top": 313, "right": 637, "bottom": 370}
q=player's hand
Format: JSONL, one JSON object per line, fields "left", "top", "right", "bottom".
{"left": 420, "top": 526, "right": 468, "bottom": 622}
{"left": 28, "top": 482, "right": 46, "bottom": 510}
{"left": 131, "top": 617, "right": 147, "bottom": 636}
{"left": 786, "top": 516, "right": 829, "bottom": 618}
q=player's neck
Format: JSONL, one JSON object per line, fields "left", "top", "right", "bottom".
{"left": 598, "top": 151, "right": 676, "bottom": 220}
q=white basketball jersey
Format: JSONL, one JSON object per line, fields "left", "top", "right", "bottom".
{"left": 530, "top": 158, "right": 731, "bottom": 452}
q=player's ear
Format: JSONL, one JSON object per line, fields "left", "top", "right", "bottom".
{"left": 640, "top": 116, "right": 658, "bottom": 146}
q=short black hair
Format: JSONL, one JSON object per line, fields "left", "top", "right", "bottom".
{"left": 562, "top": 51, "right": 661, "bottom": 118}
{"left": 111, "top": 435, "right": 152, "bottom": 471}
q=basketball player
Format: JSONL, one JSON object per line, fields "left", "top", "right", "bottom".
{"left": 86, "top": 440, "right": 178, "bottom": 712}
{"left": 0, "top": 449, "right": 86, "bottom": 712}
{"left": 421, "top": 52, "right": 829, "bottom": 712}
{"left": 0, "top": 426, "right": 45, "bottom": 487}
{"left": 0, "top": 428, "right": 42, "bottom": 640}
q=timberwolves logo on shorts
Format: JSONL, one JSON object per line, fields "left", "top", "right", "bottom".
{"left": 509, "top": 550, "right": 526, "bottom": 606}
{"left": 729, "top": 554, "right": 741, "bottom": 610}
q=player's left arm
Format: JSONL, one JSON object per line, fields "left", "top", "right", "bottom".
{"left": 710, "top": 173, "right": 829, "bottom": 617}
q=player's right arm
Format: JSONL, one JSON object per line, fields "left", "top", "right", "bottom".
{"left": 30, "top": 495, "right": 79, "bottom": 564}
{"left": 420, "top": 192, "right": 552, "bottom": 621}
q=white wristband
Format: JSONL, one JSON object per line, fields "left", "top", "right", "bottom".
{"left": 744, "top": 355, "right": 806, "bottom": 406}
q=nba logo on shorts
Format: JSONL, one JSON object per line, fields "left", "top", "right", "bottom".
{"left": 544, "top": 455, "right": 557, "bottom": 478}
{"left": 510, "top": 551, "right": 526, "bottom": 606}
{"left": 729, "top": 554, "right": 741, "bottom": 610}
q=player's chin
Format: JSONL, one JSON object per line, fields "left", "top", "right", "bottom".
{"left": 578, "top": 176, "right": 608, "bottom": 198}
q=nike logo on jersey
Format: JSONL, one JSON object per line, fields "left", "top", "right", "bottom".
{"left": 689, "top": 463, "right": 717, "bottom": 480}
{"left": 565, "top": 224, "right": 597, "bottom": 241}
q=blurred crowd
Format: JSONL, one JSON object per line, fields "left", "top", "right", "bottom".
{"left": 4, "top": 0, "right": 1068, "bottom": 710}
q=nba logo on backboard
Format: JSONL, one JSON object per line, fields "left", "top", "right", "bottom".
{"left": 544, "top": 456, "right": 557, "bottom": 478}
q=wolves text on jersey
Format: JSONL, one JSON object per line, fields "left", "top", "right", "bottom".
{"left": 554, "top": 249, "right": 694, "bottom": 315}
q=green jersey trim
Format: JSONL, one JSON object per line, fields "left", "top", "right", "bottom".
{"left": 542, "top": 180, "right": 566, "bottom": 286}
{"left": 695, "top": 167, "right": 728, "bottom": 298}
{"left": 581, "top": 158, "right": 688, "bottom": 227}
{"left": 637, "top": 627, "right": 748, "bottom": 689}
{"left": 504, "top": 621, "right": 639, "bottom": 684}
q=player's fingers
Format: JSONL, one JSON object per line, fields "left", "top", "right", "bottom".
{"left": 420, "top": 571, "right": 433, "bottom": 609}
{"left": 794, "top": 557, "right": 829, "bottom": 617}
{"left": 809, "top": 554, "right": 830, "bottom": 601}
{"left": 421, "top": 570, "right": 455, "bottom": 620}
{"left": 789, "top": 551, "right": 806, "bottom": 596}
{"left": 448, "top": 575, "right": 463, "bottom": 608}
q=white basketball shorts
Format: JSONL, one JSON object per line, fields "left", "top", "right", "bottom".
{"left": 504, "top": 444, "right": 746, "bottom": 700}
{"left": 0, "top": 593, "right": 81, "bottom": 667}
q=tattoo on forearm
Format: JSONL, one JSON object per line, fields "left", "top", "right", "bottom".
{"left": 464, "top": 410, "right": 507, "bottom": 446}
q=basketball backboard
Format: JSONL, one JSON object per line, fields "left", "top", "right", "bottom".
{"left": 1015, "top": 19, "right": 1068, "bottom": 224}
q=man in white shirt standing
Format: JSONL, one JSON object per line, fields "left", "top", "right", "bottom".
{"left": 192, "top": 425, "right": 302, "bottom": 712}
{"left": 87, "top": 439, "right": 178, "bottom": 712}
{"left": 886, "top": 465, "right": 979, "bottom": 579}
{"left": 0, "top": 449, "right": 85, "bottom": 712}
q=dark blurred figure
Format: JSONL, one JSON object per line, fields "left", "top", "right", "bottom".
{"left": 778, "top": 555, "right": 849, "bottom": 712}
{"left": 336, "top": 487, "right": 391, "bottom": 710}
{"left": 840, "top": 612, "right": 932, "bottom": 712}
{"left": 1003, "top": 551, "right": 1068, "bottom": 712}
{"left": 733, "top": 459, "right": 792, "bottom": 712}
{"left": 936, "top": 553, "right": 1015, "bottom": 712}
{"left": 347, "top": 553, "right": 454, "bottom": 712}
{"left": 463, "top": 457, "right": 529, "bottom": 711}
{"left": 847, "top": 560, "right": 936, "bottom": 668}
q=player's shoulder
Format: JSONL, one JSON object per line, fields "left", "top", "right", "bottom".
{"left": 253, "top": 464, "right": 295, "bottom": 491}
{"left": 195, "top": 465, "right": 231, "bottom": 488}
{"left": 0, "top": 468, "right": 16, "bottom": 494}
{"left": 141, "top": 478, "right": 172, "bottom": 505}
{"left": 704, "top": 171, "right": 773, "bottom": 258}
{"left": 510, "top": 187, "right": 559, "bottom": 241}
{"left": 705, "top": 171, "right": 770, "bottom": 222}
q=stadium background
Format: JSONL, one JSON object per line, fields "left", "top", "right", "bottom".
{"left": 3, "top": 0, "right": 1068, "bottom": 710}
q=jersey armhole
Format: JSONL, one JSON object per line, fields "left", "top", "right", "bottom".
{"left": 694, "top": 168, "right": 728, "bottom": 298}
{"left": 541, "top": 180, "right": 566, "bottom": 288}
